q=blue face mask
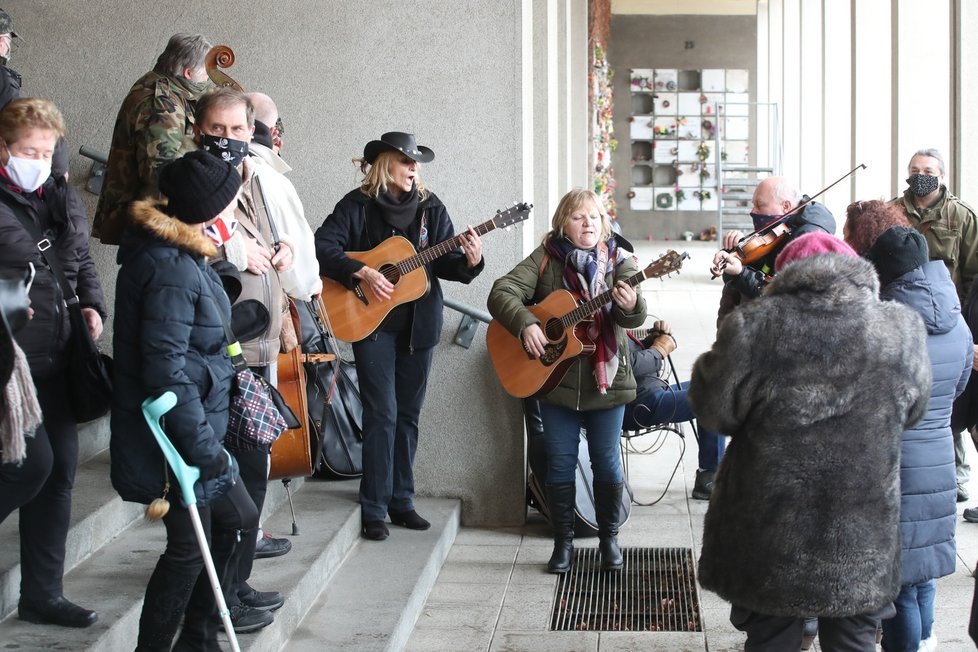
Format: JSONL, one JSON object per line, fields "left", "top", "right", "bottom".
{"left": 750, "top": 212, "right": 781, "bottom": 230}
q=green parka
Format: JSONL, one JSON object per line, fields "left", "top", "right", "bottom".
{"left": 487, "top": 239, "right": 647, "bottom": 411}
{"left": 891, "top": 187, "right": 978, "bottom": 305}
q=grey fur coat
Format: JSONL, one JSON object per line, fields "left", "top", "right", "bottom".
{"left": 689, "top": 253, "right": 932, "bottom": 617}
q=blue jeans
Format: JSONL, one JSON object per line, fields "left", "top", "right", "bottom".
{"left": 881, "top": 580, "right": 936, "bottom": 651}
{"left": 353, "top": 331, "right": 434, "bottom": 522}
{"left": 538, "top": 402, "right": 624, "bottom": 484}
{"left": 623, "top": 381, "right": 726, "bottom": 471}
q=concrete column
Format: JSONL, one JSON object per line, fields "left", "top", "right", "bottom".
{"left": 852, "top": 0, "right": 893, "bottom": 200}
{"left": 821, "top": 0, "right": 853, "bottom": 221}
{"left": 780, "top": 0, "right": 801, "bottom": 180}
{"left": 894, "top": 0, "right": 951, "bottom": 192}
{"left": 798, "top": 0, "right": 823, "bottom": 192}
{"left": 956, "top": 0, "right": 978, "bottom": 196}
{"left": 567, "top": 0, "right": 589, "bottom": 190}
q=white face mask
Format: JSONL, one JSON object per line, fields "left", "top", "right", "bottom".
{"left": 4, "top": 155, "right": 51, "bottom": 192}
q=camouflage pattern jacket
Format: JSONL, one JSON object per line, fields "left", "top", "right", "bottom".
{"left": 93, "top": 69, "right": 200, "bottom": 245}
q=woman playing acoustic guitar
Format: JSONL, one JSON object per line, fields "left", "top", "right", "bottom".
{"left": 487, "top": 188, "right": 646, "bottom": 573}
{"left": 314, "top": 132, "right": 484, "bottom": 541}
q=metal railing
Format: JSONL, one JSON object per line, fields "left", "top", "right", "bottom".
{"left": 442, "top": 297, "right": 490, "bottom": 349}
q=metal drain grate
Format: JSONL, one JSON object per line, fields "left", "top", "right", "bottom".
{"left": 550, "top": 547, "right": 701, "bottom": 632}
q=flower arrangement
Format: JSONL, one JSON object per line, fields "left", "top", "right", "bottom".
{"left": 696, "top": 142, "right": 711, "bottom": 161}
{"left": 674, "top": 187, "right": 686, "bottom": 202}
{"left": 697, "top": 225, "right": 717, "bottom": 241}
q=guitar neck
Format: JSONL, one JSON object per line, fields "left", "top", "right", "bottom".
{"left": 559, "top": 270, "right": 647, "bottom": 329}
{"left": 398, "top": 219, "right": 496, "bottom": 274}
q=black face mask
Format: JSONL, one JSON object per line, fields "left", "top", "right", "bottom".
{"left": 907, "top": 173, "right": 940, "bottom": 197}
{"left": 750, "top": 212, "right": 781, "bottom": 230}
{"left": 199, "top": 134, "right": 249, "bottom": 168}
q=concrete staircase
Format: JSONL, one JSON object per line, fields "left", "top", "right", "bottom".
{"left": 0, "top": 418, "right": 461, "bottom": 651}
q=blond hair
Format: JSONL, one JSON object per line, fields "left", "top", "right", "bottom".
{"left": 0, "top": 97, "right": 65, "bottom": 144}
{"left": 355, "top": 150, "right": 428, "bottom": 200}
{"left": 545, "top": 188, "right": 611, "bottom": 245}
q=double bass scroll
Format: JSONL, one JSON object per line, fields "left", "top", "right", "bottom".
{"left": 205, "top": 45, "right": 245, "bottom": 92}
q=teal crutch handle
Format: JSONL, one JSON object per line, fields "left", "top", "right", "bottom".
{"left": 141, "top": 392, "right": 222, "bottom": 508}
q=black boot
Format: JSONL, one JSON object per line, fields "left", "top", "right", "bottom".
{"left": 135, "top": 557, "right": 202, "bottom": 652}
{"left": 546, "top": 483, "right": 576, "bottom": 573}
{"left": 594, "top": 481, "right": 624, "bottom": 571}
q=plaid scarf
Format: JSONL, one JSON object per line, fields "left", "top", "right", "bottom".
{"left": 545, "top": 236, "right": 626, "bottom": 394}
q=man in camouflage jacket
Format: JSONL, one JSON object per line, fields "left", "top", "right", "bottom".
{"left": 93, "top": 34, "right": 212, "bottom": 245}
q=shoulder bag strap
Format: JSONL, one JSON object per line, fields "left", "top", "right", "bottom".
{"left": 6, "top": 197, "right": 80, "bottom": 306}
{"left": 191, "top": 263, "right": 248, "bottom": 373}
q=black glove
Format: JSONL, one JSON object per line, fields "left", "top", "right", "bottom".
{"left": 200, "top": 451, "right": 230, "bottom": 481}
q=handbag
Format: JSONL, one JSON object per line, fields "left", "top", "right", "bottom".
{"left": 197, "top": 266, "right": 299, "bottom": 453}
{"left": 8, "top": 204, "right": 112, "bottom": 422}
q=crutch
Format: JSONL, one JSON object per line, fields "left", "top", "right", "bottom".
{"left": 141, "top": 392, "right": 241, "bottom": 652}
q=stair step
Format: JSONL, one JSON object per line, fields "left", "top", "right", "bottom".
{"left": 0, "top": 450, "right": 144, "bottom": 620}
{"left": 283, "top": 497, "right": 460, "bottom": 652}
{"left": 0, "top": 478, "right": 363, "bottom": 650}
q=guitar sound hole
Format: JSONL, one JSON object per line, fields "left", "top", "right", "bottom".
{"left": 379, "top": 263, "right": 400, "bottom": 285}
{"left": 543, "top": 318, "right": 563, "bottom": 341}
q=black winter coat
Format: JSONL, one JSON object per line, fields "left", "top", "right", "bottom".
{"left": 111, "top": 200, "right": 237, "bottom": 506}
{"left": 0, "top": 173, "right": 106, "bottom": 379}
{"left": 690, "top": 253, "right": 932, "bottom": 618}
{"left": 314, "top": 188, "right": 483, "bottom": 349}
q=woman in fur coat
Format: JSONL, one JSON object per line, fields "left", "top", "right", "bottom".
{"left": 690, "top": 232, "right": 932, "bottom": 651}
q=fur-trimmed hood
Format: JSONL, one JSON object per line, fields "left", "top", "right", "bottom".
{"left": 122, "top": 199, "right": 217, "bottom": 260}
{"left": 690, "top": 251, "right": 932, "bottom": 618}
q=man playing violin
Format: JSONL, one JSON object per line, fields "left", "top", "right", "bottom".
{"left": 711, "top": 176, "right": 836, "bottom": 324}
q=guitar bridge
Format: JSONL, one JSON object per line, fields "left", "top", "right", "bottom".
{"left": 352, "top": 281, "right": 369, "bottom": 306}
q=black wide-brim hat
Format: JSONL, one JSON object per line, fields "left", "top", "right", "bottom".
{"left": 363, "top": 132, "right": 434, "bottom": 165}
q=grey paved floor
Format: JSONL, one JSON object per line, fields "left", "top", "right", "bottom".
{"left": 408, "top": 241, "right": 978, "bottom": 652}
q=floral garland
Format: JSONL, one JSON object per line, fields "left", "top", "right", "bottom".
{"left": 591, "top": 42, "right": 617, "bottom": 219}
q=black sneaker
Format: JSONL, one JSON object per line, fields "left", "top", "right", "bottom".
{"left": 959, "top": 484, "right": 970, "bottom": 503}
{"left": 964, "top": 506, "right": 978, "bottom": 523}
{"left": 691, "top": 469, "right": 715, "bottom": 501}
{"left": 238, "top": 585, "right": 285, "bottom": 612}
{"left": 254, "top": 532, "right": 292, "bottom": 559}
{"left": 222, "top": 604, "right": 273, "bottom": 633}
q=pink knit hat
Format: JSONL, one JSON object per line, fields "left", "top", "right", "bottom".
{"left": 774, "top": 232, "right": 858, "bottom": 273}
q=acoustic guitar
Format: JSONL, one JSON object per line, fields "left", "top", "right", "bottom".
{"left": 321, "top": 203, "right": 532, "bottom": 342}
{"left": 486, "top": 250, "right": 688, "bottom": 398}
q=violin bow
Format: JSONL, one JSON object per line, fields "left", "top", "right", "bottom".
{"left": 758, "top": 163, "right": 867, "bottom": 233}
{"left": 712, "top": 163, "right": 867, "bottom": 277}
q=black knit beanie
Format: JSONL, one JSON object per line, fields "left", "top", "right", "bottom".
{"left": 158, "top": 150, "right": 240, "bottom": 224}
{"left": 867, "top": 226, "right": 929, "bottom": 286}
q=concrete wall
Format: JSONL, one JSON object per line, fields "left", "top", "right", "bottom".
{"left": 3, "top": 0, "right": 588, "bottom": 526}
{"left": 607, "top": 14, "right": 757, "bottom": 242}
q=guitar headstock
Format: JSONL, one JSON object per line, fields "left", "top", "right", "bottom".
{"left": 492, "top": 202, "right": 533, "bottom": 230}
{"left": 642, "top": 250, "right": 690, "bottom": 280}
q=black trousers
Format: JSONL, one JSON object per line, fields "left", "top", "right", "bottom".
{"left": 225, "top": 447, "right": 267, "bottom": 605}
{"left": 0, "top": 374, "right": 78, "bottom": 601}
{"left": 139, "top": 477, "right": 258, "bottom": 648}
{"left": 731, "top": 603, "right": 895, "bottom": 652}
{"left": 352, "top": 332, "right": 433, "bottom": 522}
